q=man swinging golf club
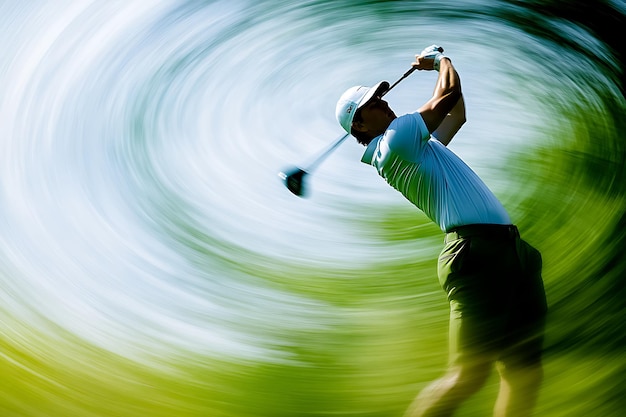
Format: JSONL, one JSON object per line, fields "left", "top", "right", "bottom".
{"left": 336, "top": 46, "right": 547, "bottom": 417}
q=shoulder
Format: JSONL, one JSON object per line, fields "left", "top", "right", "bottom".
{"left": 383, "top": 112, "right": 431, "bottom": 160}
{"left": 387, "top": 113, "right": 430, "bottom": 141}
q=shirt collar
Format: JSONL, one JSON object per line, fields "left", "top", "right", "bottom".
{"left": 360, "top": 135, "right": 383, "bottom": 164}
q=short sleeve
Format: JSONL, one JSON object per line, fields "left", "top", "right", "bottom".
{"left": 383, "top": 112, "right": 431, "bottom": 163}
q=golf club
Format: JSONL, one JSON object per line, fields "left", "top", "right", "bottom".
{"left": 279, "top": 61, "right": 428, "bottom": 197}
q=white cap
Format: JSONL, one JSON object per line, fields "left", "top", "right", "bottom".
{"left": 335, "top": 81, "right": 389, "bottom": 134}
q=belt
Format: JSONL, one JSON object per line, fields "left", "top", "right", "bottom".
{"left": 445, "top": 224, "right": 519, "bottom": 243}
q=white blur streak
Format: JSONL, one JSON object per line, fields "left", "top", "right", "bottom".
{"left": 0, "top": 0, "right": 336, "bottom": 364}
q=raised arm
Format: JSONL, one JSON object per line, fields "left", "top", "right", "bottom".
{"left": 432, "top": 95, "right": 466, "bottom": 146}
{"left": 414, "top": 55, "right": 462, "bottom": 135}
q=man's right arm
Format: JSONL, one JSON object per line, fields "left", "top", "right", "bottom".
{"left": 432, "top": 95, "right": 466, "bottom": 146}
{"left": 415, "top": 57, "right": 462, "bottom": 134}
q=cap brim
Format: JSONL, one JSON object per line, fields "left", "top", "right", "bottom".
{"left": 357, "top": 81, "right": 390, "bottom": 109}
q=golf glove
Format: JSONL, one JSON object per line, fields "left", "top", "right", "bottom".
{"left": 419, "top": 44, "right": 446, "bottom": 71}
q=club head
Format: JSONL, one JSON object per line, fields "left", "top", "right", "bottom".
{"left": 278, "top": 167, "right": 308, "bottom": 197}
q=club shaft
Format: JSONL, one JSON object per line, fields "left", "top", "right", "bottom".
{"left": 304, "top": 133, "right": 350, "bottom": 172}
{"left": 384, "top": 66, "right": 417, "bottom": 96}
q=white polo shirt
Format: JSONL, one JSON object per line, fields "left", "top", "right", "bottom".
{"left": 361, "top": 112, "right": 511, "bottom": 232}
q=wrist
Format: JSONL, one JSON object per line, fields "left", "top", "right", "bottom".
{"left": 434, "top": 55, "right": 450, "bottom": 71}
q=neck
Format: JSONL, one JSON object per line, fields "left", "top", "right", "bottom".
{"left": 359, "top": 133, "right": 381, "bottom": 147}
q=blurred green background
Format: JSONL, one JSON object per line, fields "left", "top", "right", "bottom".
{"left": 1, "top": 0, "right": 624, "bottom": 416}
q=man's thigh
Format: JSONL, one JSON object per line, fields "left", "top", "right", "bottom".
{"left": 438, "top": 236, "right": 546, "bottom": 363}
{"left": 499, "top": 239, "right": 547, "bottom": 366}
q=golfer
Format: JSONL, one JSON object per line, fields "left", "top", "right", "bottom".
{"left": 335, "top": 46, "right": 547, "bottom": 417}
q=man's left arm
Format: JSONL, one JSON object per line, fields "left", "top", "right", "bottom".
{"left": 415, "top": 56, "right": 462, "bottom": 135}
{"left": 431, "top": 95, "right": 466, "bottom": 146}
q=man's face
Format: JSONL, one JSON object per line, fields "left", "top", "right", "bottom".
{"left": 354, "top": 97, "right": 396, "bottom": 137}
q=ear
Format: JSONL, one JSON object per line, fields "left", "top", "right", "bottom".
{"left": 351, "top": 120, "right": 367, "bottom": 133}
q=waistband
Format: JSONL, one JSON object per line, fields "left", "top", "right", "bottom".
{"left": 445, "top": 224, "right": 519, "bottom": 243}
